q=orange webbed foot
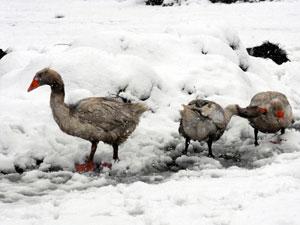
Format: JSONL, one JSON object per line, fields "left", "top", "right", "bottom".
{"left": 75, "top": 161, "right": 95, "bottom": 173}
{"left": 100, "top": 162, "right": 112, "bottom": 170}
{"left": 270, "top": 138, "right": 286, "bottom": 144}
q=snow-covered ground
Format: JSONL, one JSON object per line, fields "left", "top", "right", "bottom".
{"left": 1, "top": 0, "right": 300, "bottom": 224}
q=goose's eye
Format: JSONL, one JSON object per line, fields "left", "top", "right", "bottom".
{"left": 35, "top": 74, "right": 42, "bottom": 80}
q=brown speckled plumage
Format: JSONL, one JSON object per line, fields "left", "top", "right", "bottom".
{"left": 247, "top": 91, "right": 294, "bottom": 145}
{"left": 179, "top": 99, "right": 264, "bottom": 157}
{"left": 29, "top": 68, "right": 148, "bottom": 162}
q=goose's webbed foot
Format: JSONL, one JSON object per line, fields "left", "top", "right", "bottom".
{"left": 75, "top": 161, "right": 95, "bottom": 173}
{"left": 75, "top": 141, "right": 99, "bottom": 173}
{"left": 100, "top": 161, "right": 112, "bottom": 169}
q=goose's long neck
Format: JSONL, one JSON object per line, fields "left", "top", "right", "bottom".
{"left": 50, "top": 84, "right": 65, "bottom": 105}
{"left": 50, "top": 84, "right": 70, "bottom": 130}
{"left": 224, "top": 104, "right": 239, "bottom": 125}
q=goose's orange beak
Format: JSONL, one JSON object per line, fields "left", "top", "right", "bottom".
{"left": 275, "top": 110, "right": 285, "bottom": 119}
{"left": 258, "top": 107, "right": 267, "bottom": 114}
{"left": 27, "top": 79, "right": 40, "bottom": 92}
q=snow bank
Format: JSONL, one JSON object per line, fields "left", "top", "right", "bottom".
{"left": 1, "top": 1, "right": 300, "bottom": 224}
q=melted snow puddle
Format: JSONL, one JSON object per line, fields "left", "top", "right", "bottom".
{"left": 0, "top": 169, "right": 174, "bottom": 203}
{"left": 0, "top": 146, "right": 290, "bottom": 204}
{"left": 1, "top": 128, "right": 299, "bottom": 204}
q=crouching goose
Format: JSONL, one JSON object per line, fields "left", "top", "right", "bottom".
{"left": 179, "top": 99, "right": 266, "bottom": 157}
{"left": 246, "top": 91, "right": 294, "bottom": 146}
{"left": 27, "top": 68, "right": 148, "bottom": 172}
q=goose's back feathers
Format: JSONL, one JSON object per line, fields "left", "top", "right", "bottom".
{"left": 69, "top": 97, "right": 147, "bottom": 144}
{"left": 249, "top": 91, "right": 293, "bottom": 133}
{"left": 250, "top": 91, "right": 289, "bottom": 107}
{"left": 179, "top": 100, "right": 226, "bottom": 142}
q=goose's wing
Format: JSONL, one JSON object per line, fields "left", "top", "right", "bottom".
{"left": 250, "top": 92, "right": 270, "bottom": 106}
{"left": 250, "top": 91, "right": 289, "bottom": 106}
{"left": 271, "top": 92, "right": 290, "bottom": 105}
{"left": 71, "top": 97, "right": 137, "bottom": 132}
{"left": 250, "top": 91, "right": 293, "bottom": 116}
{"left": 187, "top": 100, "right": 226, "bottom": 129}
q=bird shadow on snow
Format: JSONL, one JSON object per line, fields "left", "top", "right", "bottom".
{"left": 0, "top": 128, "right": 299, "bottom": 204}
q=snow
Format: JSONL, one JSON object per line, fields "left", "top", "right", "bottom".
{"left": 1, "top": 0, "right": 300, "bottom": 224}
{"left": 1, "top": 153, "right": 300, "bottom": 225}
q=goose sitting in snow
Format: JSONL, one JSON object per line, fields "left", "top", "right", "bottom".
{"left": 179, "top": 99, "right": 266, "bottom": 157}
{"left": 27, "top": 68, "right": 148, "bottom": 172}
{"left": 246, "top": 91, "right": 294, "bottom": 146}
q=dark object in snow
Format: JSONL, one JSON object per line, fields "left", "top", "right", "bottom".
{"left": 54, "top": 14, "right": 65, "bottom": 19}
{"left": 239, "top": 63, "right": 248, "bottom": 72}
{"left": 179, "top": 99, "right": 265, "bottom": 158}
{"left": 229, "top": 42, "right": 239, "bottom": 50}
{"left": 0, "top": 48, "right": 7, "bottom": 60}
{"left": 146, "top": 0, "right": 268, "bottom": 5}
{"left": 14, "top": 165, "right": 24, "bottom": 174}
{"left": 27, "top": 68, "right": 148, "bottom": 173}
{"left": 203, "top": 0, "right": 267, "bottom": 4}
{"left": 145, "top": 0, "right": 164, "bottom": 5}
{"left": 210, "top": 0, "right": 238, "bottom": 3}
{"left": 13, "top": 158, "right": 44, "bottom": 174}
{"left": 246, "top": 41, "right": 289, "bottom": 65}
{"left": 245, "top": 91, "right": 294, "bottom": 146}
{"left": 291, "top": 121, "right": 300, "bottom": 131}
